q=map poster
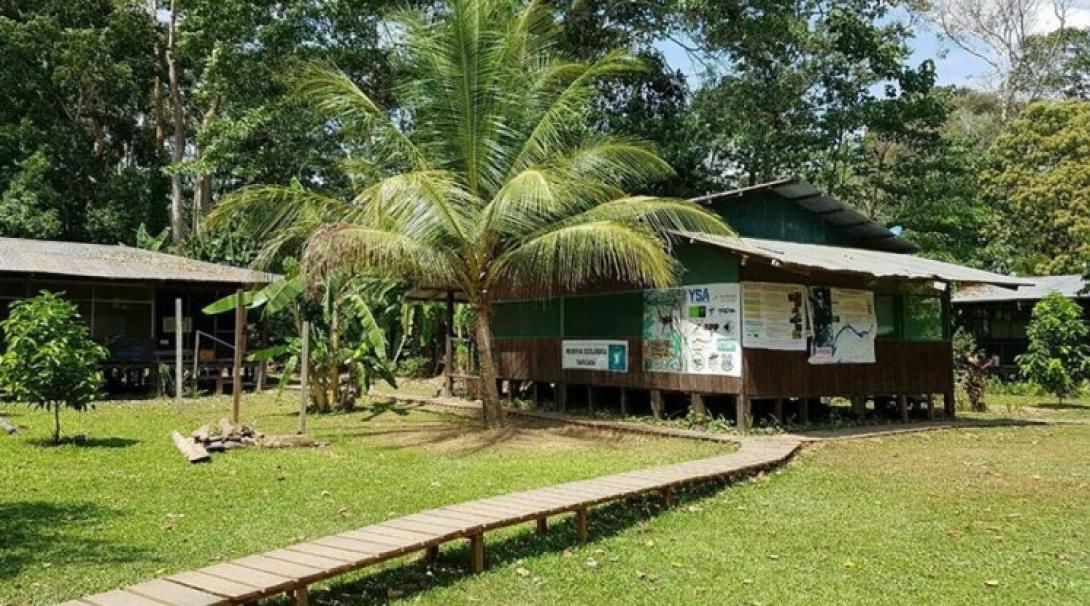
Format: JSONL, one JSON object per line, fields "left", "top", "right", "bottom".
{"left": 741, "top": 282, "right": 808, "bottom": 351}
{"left": 807, "top": 287, "right": 877, "bottom": 364}
{"left": 562, "top": 340, "right": 629, "bottom": 372}
{"left": 641, "top": 283, "right": 742, "bottom": 377}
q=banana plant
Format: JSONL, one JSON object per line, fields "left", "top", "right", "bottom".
{"left": 203, "top": 260, "right": 397, "bottom": 410}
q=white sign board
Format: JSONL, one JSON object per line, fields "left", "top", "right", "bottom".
{"left": 807, "top": 287, "right": 877, "bottom": 364}
{"left": 642, "top": 283, "right": 742, "bottom": 377}
{"left": 562, "top": 340, "right": 628, "bottom": 372}
{"left": 741, "top": 282, "right": 808, "bottom": 351}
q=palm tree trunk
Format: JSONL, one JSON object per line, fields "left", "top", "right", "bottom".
{"left": 474, "top": 303, "right": 504, "bottom": 427}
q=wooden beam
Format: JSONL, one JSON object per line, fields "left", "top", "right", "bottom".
{"left": 171, "top": 430, "right": 210, "bottom": 464}
{"left": 650, "top": 389, "right": 664, "bottom": 420}
{"left": 232, "top": 289, "right": 245, "bottom": 424}
{"left": 575, "top": 507, "right": 588, "bottom": 541}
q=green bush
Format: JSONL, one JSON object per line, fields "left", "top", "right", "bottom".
{"left": 395, "top": 355, "right": 435, "bottom": 378}
{"left": 0, "top": 291, "right": 108, "bottom": 443}
{"left": 1017, "top": 292, "right": 1090, "bottom": 403}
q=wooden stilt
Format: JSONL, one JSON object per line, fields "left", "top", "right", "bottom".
{"left": 556, "top": 383, "right": 567, "bottom": 412}
{"left": 531, "top": 382, "right": 540, "bottom": 408}
{"left": 425, "top": 545, "right": 439, "bottom": 563}
{"left": 690, "top": 393, "right": 707, "bottom": 419}
{"left": 944, "top": 390, "right": 956, "bottom": 418}
{"left": 898, "top": 393, "right": 909, "bottom": 423}
{"left": 575, "top": 507, "right": 588, "bottom": 541}
{"left": 619, "top": 389, "right": 628, "bottom": 417}
{"left": 773, "top": 398, "right": 784, "bottom": 422}
{"left": 469, "top": 533, "right": 485, "bottom": 573}
{"left": 661, "top": 486, "right": 675, "bottom": 507}
{"left": 735, "top": 396, "right": 751, "bottom": 431}
{"left": 292, "top": 586, "right": 309, "bottom": 606}
{"left": 851, "top": 395, "right": 865, "bottom": 418}
{"left": 650, "top": 389, "right": 664, "bottom": 419}
{"left": 587, "top": 385, "right": 595, "bottom": 415}
{"left": 443, "top": 291, "right": 455, "bottom": 397}
{"left": 536, "top": 517, "right": 548, "bottom": 535}
{"left": 800, "top": 398, "right": 811, "bottom": 424}
{"left": 926, "top": 393, "right": 936, "bottom": 420}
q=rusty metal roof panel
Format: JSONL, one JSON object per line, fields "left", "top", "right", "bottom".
{"left": 677, "top": 233, "right": 1032, "bottom": 287}
{"left": 0, "top": 237, "right": 278, "bottom": 284}
{"left": 953, "top": 275, "right": 1087, "bottom": 303}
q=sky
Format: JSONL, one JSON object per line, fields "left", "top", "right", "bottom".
{"left": 656, "top": 3, "right": 1090, "bottom": 91}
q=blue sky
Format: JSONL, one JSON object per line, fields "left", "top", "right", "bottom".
{"left": 656, "top": 13, "right": 993, "bottom": 89}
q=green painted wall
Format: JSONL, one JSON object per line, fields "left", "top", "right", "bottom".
{"left": 709, "top": 193, "right": 858, "bottom": 246}
{"left": 492, "top": 298, "right": 561, "bottom": 338}
{"left": 564, "top": 292, "right": 643, "bottom": 338}
{"left": 674, "top": 241, "right": 740, "bottom": 284}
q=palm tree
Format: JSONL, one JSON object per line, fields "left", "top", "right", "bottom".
{"left": 212, "top": 0, "right": 732, "bottom": 426}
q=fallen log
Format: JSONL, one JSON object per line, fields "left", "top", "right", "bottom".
{"left": 171, "top": 430, "right": 210, "bottom": 463}
{"left": 0, "top": 414, "right": 16, "bottom": 435}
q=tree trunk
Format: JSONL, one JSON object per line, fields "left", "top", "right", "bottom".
{"left": 53, "top": 404, "right": 61, "bottom": 444}
{"left": 191, "top": 99, "right": 219, "bottom": 233}
{"left": 328, "top": 297, "right": 340, "bottom": 408}
{"left": 166, "top": 0, "right": 186, "bottom": 243}
{"left": 474, "top": 304, "right": 504, "bottom": 427}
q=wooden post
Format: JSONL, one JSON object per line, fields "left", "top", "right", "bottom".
{"left": 536, "top": 517, "right": 548, "bottom": 535}
{"left": 232, "top": 289, "right": 245, "bottom": 424}
{"left": 619, "top": 389, "right": 628, "bottom": 417}
{"left": 690, "top": 393, "right": 707, "bottom": 419}
{"left": 443, "top": 290, "right": 455, "bottom": 397}
{"left": 256, "top": 322, "right": 269, "bottom": 392}
{"left": 851, "top": 395, "right": 866, "bottom": 418}
{"left": 800, "top": 398, "right": 811, "bottom": 424}
{"left": 926, "top": 394, "right": 936, "bottom": 420}
{"left": 587, "top": 385, "right": 594, "bottom": 415}
{"left": 174, "top": 298, "right": 183, "bottom": 404}
{"left": 575, "top": 507, "right": 588, "bottom": 541}
{"left": 661, "top": 486, "right": 675, "bottom": 507}
{"left": 898, "top": 393, "right": 909, "bottom": 423}
{"left": 531, "top": 382, "right": 540, "bottom": 408}
{"left": 469, "top": 533, "right": 485, "bottom": 573}
{"left": 292, "top": 586, "right": 309, "bottom": 606}
{"left": 556, "top": 383, "right": 567, "bottom": 412}
{"left": 735, "top": 396, "right": 751, "bottom": 431}
{"left": 425, "top": 545, "right": 439, "bottom": 563}
{"left": 650, "top": 389, "right": 664, "bottom": 419}
{"left": 774, "top": 398, "right": 785, "bottom": 421}
{"left": 299, "top": 321, "right": 310, "bottom": 435}
{"left": 944, "top": 390, "right": 956, "bottom": 419}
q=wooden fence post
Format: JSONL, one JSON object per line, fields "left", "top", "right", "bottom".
{"left": 299, "top": 321, "right": 310, "bottom": 435}
{"left": 174, "top": 297, "right": 183, "bottom": 404}
{"left": 232, "top": 289, "right": 245, "bottom": 424}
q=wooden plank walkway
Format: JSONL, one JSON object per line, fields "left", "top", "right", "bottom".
{"left": 60, "top": 437, "right": 800, "bottom": 606}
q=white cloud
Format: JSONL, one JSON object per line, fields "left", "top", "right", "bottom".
{"left": 1032, "top": 1, "right": 1090, "bottom": 34}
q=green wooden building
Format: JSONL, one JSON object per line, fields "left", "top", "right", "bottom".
{"left": 483, "top": 178, "right": 1026, "bottom": 427}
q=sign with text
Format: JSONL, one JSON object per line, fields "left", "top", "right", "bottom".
{"left": 562, "top": 340, "right": 629, "bottom": 372}
{"left": 642, "top": 283, "right": 742, "bottom": 377}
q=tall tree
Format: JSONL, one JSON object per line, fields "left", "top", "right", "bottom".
{"left": 213, "top": 0, "right": 732, "bottom": 426}
{"left": 982, "top": 100, "right": 1090, "bottom": 274}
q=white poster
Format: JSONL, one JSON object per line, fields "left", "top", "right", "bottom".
{"left": 642, "top": 283, "right": 742, "bottom": 377}
{"left": 562, "top": 340, "right": 628, "bottom": 372}
{"left": 741, "top": 282, "right": 808, "bottom": 351}
{"left": 807, "top": 287, "right": 877, "bottom": 364}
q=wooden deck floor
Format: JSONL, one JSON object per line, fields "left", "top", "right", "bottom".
{"left": 59, "top": 437, "right": 800, "bottom": 606}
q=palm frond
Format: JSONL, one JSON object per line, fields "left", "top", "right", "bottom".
{"left": 561, "top": 196, "right": 736, "bottom": 237}
{"left": 301, "top": 224, "right": 460, "bottom": 291}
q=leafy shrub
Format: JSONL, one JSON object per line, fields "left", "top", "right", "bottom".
{"left": 395, "top": 355, "right": 434, "bottom": 378}
{"left": 1016, "top": 292, "right": 1090, "bottom": 403}
{"left": 0, "top": 291, "right": 108, "bottom": 443}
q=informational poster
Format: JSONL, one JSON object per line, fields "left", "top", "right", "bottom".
{"left": 807, "top": 287, "right": 877, "bottom": 364}
{"left": 641, "top": 283, "right": 742, "bottom": 377}
{"left": 562, "top": 340, "right": 628, "bottom": 372}
{"left": 741, "top": 282, "right": 808, "bottom": 351}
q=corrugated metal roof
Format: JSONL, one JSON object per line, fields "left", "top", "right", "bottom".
{"left": 953, "top": 275, "right": 1088, "bottom": 303}
{"left": 689, "top": 178, "right": 917, "bottom": 253}
{"left": 0, "top": 237, "right": 278, "bottom": 284}
{"left": 678, "top": 232, "right": 1032, "bottom": 287}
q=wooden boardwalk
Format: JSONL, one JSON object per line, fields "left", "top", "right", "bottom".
{"left": 59, "top": 437, "right": 800, "bottom": 606}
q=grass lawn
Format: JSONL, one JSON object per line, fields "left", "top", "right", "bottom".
{"left": 0, "top": 394, "right": 723, "bottom": 606}
{"left": 368, "top": 422, "right": 1090, "bottom": 606}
